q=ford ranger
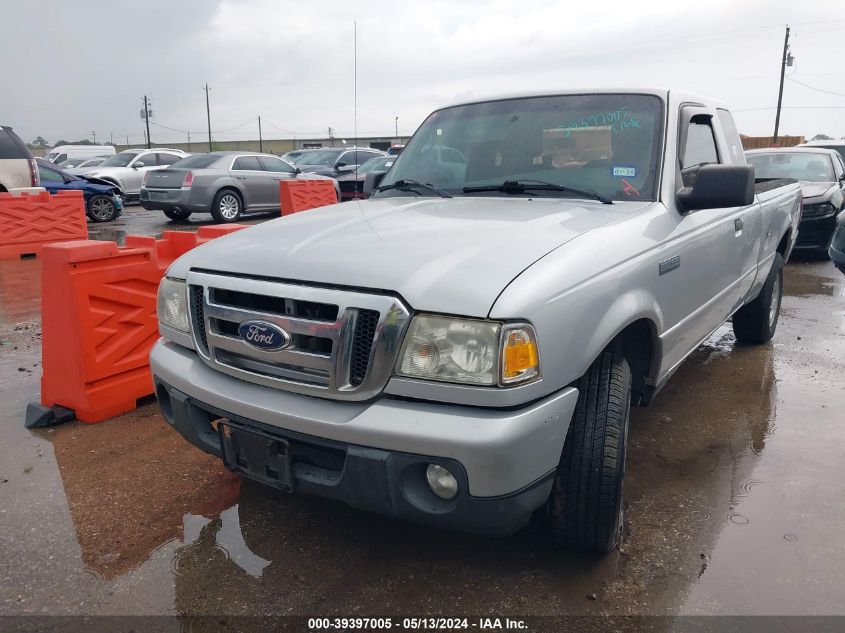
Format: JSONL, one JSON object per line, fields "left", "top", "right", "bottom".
{"left": 151, "top": 89, "right": 802, "bottom": 553}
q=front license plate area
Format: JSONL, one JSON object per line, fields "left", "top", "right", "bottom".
{"left": 219, "top": 423, "right": 294, "bottom": 492}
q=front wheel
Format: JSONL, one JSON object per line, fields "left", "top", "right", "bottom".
{"left": 163, "top": 208, "right": 192, "bottom": 222}
{"left": 547, "top": 352, "right": 631, "bottom": 553}
{"left": 732, "top": 252, "right": 784, "bottom": 345}
{"left": 210, "top": 190, "right": 242, "bottom": 223}
{"left": 86, "top": 194, "right": 119, "bottom": 222}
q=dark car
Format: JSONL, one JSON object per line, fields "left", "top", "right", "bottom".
{"left": 831, "top": 211, "right": 845, "bottom": 275}
{"left": 335, "top": 155, "right": 396, "bottom": 201}
{"left": 35, "top": 159, "right": 123, "bottom": 222}
{"left": 295, "top": 147, "right": 386, "bottom": 179}
{"left": 746, "top": 147, "right": 845, "bottom": 255}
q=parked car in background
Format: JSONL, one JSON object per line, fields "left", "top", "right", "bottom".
{"left": 280, "top": 150, "right": 310, "bottom": 164}
{"left": 746, "top": 147, "right": 845, "bottom": 254}
{"left": 78, "top": 148, "right": 187, "bottom": 201}
{"left": 296, "top": 147, "right": 386, "bottom": 178}
{"left": 386, "top": 144, "right": 405, "bottom": 155}
{"left": 58, "top": 156, "right": 108, "bottom": 169}
{"left": 831, "top": 211, "right": 845, "bottom": 275}
{"left": 64, "top": 157, "right": 108, "bottom": 172}
{"left": 336, "top": 155, "right": 396, "bottom": 201}
{"left": 44, "top": 144, "right": 115, "bottom": 164}
{"left": 799, "top": 139, "right": 845, "bottom": 163}
{"left": 140, "top": 152, "right": 339, "bottom": 223}
{"left": 0, "top": 125, "right": 39, "bottom": 192}
{"left": 35, "top": 159, "right": 122, "bottom": 222}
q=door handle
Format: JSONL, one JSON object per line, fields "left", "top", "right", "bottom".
{"left": 234, "top": 176, "right": 246, "bottom": 180}
{"left": 734, "top": 218, "right": 744, "bottom": 232}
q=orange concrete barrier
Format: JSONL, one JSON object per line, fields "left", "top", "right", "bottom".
{"left": 32, "top": 225, "right": 247, "bottom": 424}
{"left": 0, "top": 190, "right": 87, "bottom": 260}
{"left": 280, "top": 179, "right": 338, "bottom": 217}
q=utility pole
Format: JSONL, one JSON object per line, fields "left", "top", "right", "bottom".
{"left": 187, "top": 131, "right": 191, "bottom": 152}
{"left": 395, "top": 116, "right": 399, "bottom": 139}
{"left": 204, "top": 84, "right": 212, "bottom": 151}
{"left": 258, "top": 115, "right": 263, "bottom": 152}
{"left": 328, "top": 126, "right": 335, "bottom": 147}
{"left": 109, "top": 132, "right": 113, "bottom": 145}
{"left": 92, "top": 130, "right": 97, "bottom": 143}
{"left": 773, "top": 25, "right": 790, "bottom": 144}
{"left": 143, "top": 95, "right": 152, "bottom": 149}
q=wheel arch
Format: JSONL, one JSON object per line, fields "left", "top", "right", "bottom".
{"left": 605, "top": 317, "right": 662, "bottom": 406}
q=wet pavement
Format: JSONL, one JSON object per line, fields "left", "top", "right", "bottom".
{"left": 1, "top": 206, "right": 845, "bottom": 620}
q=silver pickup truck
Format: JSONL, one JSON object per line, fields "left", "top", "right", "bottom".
{"left": 151, "top": 89, "right": 802, "bottom": 553}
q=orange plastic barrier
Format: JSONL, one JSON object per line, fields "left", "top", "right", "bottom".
{"left": 0, "top": 190, "right": 87, "bottom": 259}
{"left": 38, "top": 225, "right": 247, "bottom": 423}
{"left": 280, "top": 179, "right": 338, "bottom": 216}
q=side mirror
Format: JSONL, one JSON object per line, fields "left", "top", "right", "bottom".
{"left": 363, "top": 171, "right": 387, "bottom": 196}
{"left": 677, "top": 164, "right": 754, "bottom": 212}
{"left": 133, "top": 161, "right": 145, "bottom": 169}
{"left": 336, "top": 163, "right": 355, "bottom": 173}
{"left": 295, "top": 167, "right": 302, "bottom": 174}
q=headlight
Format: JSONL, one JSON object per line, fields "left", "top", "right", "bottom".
{"left": 396, "top": 315, "right": 540, "bottom": 386}
{"left": 803, "top": 202, "right": 837, "bottom": 218}
{"left": 397, "top": 315, "right": 499, "bottom": 385}
{"left": 157, "top": 278, "right": 189, "bottom": 332}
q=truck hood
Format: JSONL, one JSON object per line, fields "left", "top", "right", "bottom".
{"left": 171, "top": 197, "right": 648, "bottom": 316}
{"left": 800, "top": 181, "right": 835, "bottom": 202}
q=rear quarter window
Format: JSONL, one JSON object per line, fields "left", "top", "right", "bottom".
{"left": 0, "top": 128, "right": 29, "bottom": 159}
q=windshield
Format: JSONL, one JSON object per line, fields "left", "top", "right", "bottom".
{"left": 357, "top": 156, "right": 395, "bottom": 174}
{"left": 379, "top": 93, "right": 663, "bottom": 201}
{"left": 747, "top": 152, "right": 834, "bottom": 182}
{"left": 297, "top": 149, "right": 343, "bottom": 166}
{"left": 100, "top": 151, "right": 139, "bottom": 167}
{"left": 170, "top": 154, "right": 220, "bottom": 169}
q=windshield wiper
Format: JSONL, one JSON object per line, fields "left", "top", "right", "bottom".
{"left": 463, "top": 179, "right": 613, "bottom": 204}
{"left": 376, "top": 179, "right": 452, "bottom": 198}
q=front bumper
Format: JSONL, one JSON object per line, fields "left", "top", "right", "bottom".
{"left": 795, "top": 213, "right": 838, "bottom": 251}
{"left": 830, "top": 212, "right": 845, "bottom": 273}
{"left": 150, "top": 340, "right": 578, "bottom": 534}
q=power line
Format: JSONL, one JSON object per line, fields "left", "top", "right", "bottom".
{"left": 786, "top": 77, "right": 845, "bottom": 98}
{"left": 735, "top": 106, "right": 845, "bottom": 112}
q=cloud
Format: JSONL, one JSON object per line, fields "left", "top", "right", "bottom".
{"left": 4, "top": 0, "right": 845, "bottom": 144}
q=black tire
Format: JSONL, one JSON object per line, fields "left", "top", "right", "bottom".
{"left": 210, "top": 189, "right": 243, "bottom": 223}
{"left": 163, "top": 208, "right": 193, "bottom": 222}
{"left": 732, "top": 252, "right": 783, "bottom": 345}
{"left": 548, "top": 352, "right": 631, "bottom": 553}
{"left": 86, "top": 194, "right": 119, "bottom": 222}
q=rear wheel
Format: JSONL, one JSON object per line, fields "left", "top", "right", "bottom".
{"left": 732, "top": 252, "right": 783, "bottom": 344}
{"left": 86, "top": 194, "right": 119, "bottom": 222}
{"left": 163, "top": 208, "right": 192, "bottom": 222}
{"left": 210, "top": 190, "right": 242, "bottom": 223}
{"left": 547, "top": 352, "right": 631, "bottom": 553}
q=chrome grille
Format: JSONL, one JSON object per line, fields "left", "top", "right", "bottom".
{"left": 185, "top": 271, "right": 411, "bottom": 401}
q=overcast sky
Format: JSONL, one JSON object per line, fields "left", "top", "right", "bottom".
{"left": 5, "top": 0, "right": 845, "bottom": 146}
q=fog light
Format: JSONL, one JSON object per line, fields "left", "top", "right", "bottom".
{"left": 425, "top": 464, "right": 458, "bottom": 500}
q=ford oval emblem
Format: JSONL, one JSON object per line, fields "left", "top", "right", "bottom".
{"left": 238, "top": 320, "right": 291, "bottom": 351}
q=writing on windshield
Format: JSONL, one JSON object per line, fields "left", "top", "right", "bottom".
{"left": 379, "top": 93, "right": 663, "bottom": 202}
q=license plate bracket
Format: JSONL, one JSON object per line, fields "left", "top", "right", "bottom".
{"left": 149, "top": 191, "right": 167, "bottom": 201}
{"left": 218, "top": 423, "right": 294, "bottom": 493}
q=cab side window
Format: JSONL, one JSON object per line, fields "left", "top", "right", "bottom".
{"left": 134, "top": 154, "right": 156, "bottom": 167}
{"left": 38, "top": 165, "right": 63, "bottom": 183}
{"left": 232, "top": 156, "right": 262, "bottom": 171}
{"left": 680, "top": 115, "right": 719, "bottom": 188}
{"left": 716, "top": 109, "right": 744, "bottom": 165}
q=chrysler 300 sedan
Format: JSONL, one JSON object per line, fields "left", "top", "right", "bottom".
{"left": 139, "top": 152, "right": 339, "bottom": 223}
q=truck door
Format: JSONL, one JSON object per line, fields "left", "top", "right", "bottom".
{"left": 658, "top": 107, "right": 758, "bottom": 375}
{"left": 715, "top": 108, "right": 763, "bottom": 308}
